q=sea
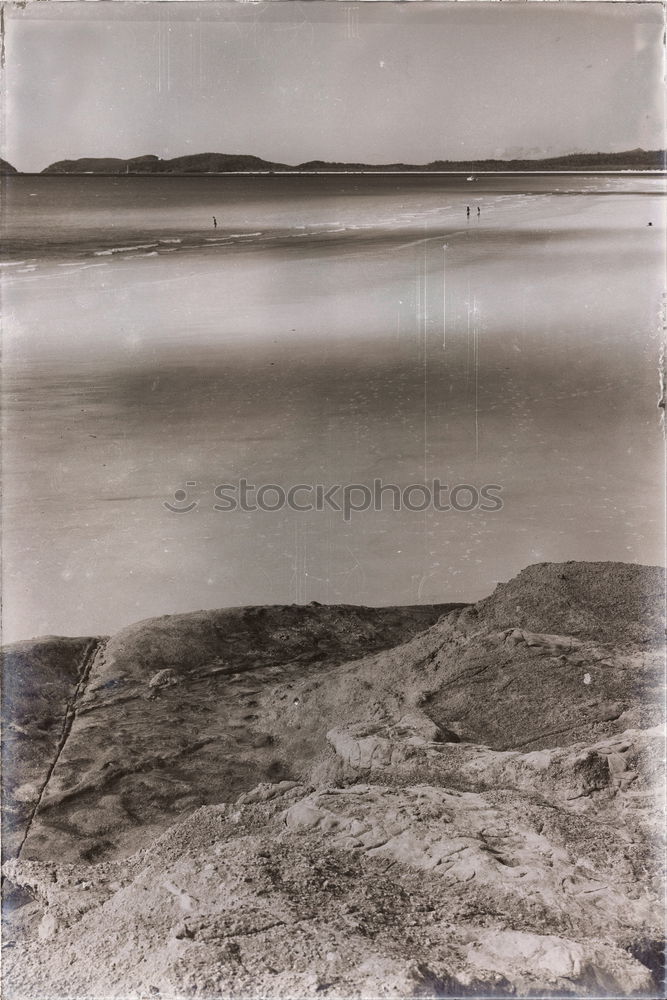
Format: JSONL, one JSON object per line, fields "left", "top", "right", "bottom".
{"left": 1, "top": 172, "right": 665, "bottom": 640}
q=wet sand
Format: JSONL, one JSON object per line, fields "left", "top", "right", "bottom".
{"left": 1, "top": 174, "right": 664, "bottom": 639}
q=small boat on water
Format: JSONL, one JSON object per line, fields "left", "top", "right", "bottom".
{"left": 466, "top": 175, "right": 476, "bottom": 181}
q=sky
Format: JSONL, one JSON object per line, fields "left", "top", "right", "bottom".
{"left": 2, "top": 2, "right": 665, "bottom": 172}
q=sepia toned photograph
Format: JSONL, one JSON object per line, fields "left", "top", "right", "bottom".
{"left": 1, "top": 1, "right": 665, "bottom": 997}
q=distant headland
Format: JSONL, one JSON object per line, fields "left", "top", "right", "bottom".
{"left": 3, "top": 148, "right": 665, "bottom": 176}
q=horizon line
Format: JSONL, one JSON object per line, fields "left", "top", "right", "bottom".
{"left": 9, "top": 169, "right": 667, "bottom": 177}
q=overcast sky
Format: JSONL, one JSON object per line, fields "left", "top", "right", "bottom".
{"left": 3, "top": 2, "right": 665, "bottom": 172}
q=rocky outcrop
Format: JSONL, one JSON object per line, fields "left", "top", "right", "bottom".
{"left": 3, "top": 771, "right": 663, "bottom": 998}
{"left": 474, "top": 561, "right": 665, "bottom": 642}
{"left": 1, "top": 562, "right": 664, "bottom": 997}
{"left": 0, "top": 158, "right": 18, "bottom": 175}
{"left": 3, "top": 603, "right": 457, "bottom": 864}
{"left": 1, "top": 637, "right": 100, "bottom": 860}
{"left": 326, "top": 718, "right": 664, "bottom": 815}
{"left": 249, "top": 581, "right": 664, "bottom": 775}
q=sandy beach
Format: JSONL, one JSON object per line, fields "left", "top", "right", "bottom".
{"left": 1, "top": 174, "right": 664, "bottom": 641}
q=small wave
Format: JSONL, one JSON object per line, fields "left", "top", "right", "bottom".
{"left": 94, "top": 243, "right": 159, "bottom": 256}
{"left": 0, "top": 261, "right": 27, "bottom": 268}
{"left": 159, "top": 238, "right": 182, "bottom": 244}
{"left": 54, "top": 262, "right": 107, "bottom": 273}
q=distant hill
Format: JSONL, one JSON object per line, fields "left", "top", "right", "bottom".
{"left": 42, "top": 152, "right": 290, "bottom": 175}
{"left": 41, "top": 154, "right": 165, "bottom": 175}
{"left": 0, "top": 158, "right": 18, "bottom": 174}
{"left": 40, "top": 148, "right": 666, "bottom": 175}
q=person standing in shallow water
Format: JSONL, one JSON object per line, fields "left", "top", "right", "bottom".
{"left": 212, "top": 216, "right": 217, "bottom": 229}
{"left": 466, "top": 206, "right": 470, "bottom": 219}
{"left": 477, "top": 206, "right": 481, "bottom": 218}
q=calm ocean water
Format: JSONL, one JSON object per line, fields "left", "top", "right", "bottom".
{"left": 1, "top": 174, "right": 665, "bottom": 640}
{"left": 2, "top": 172, "right": 663, "bottom": 259}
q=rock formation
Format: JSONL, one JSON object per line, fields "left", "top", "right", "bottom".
{"left": 2, "top": 562, "right": 665, "bottom": 998}
{"left": 2, "top": 604, "right": 457, "bottom": 864}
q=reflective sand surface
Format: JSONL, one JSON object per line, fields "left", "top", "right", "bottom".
{"left": 1, "top": 174, "right": 664, "bottom": 639}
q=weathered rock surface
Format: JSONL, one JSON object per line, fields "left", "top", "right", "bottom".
{"left": 3, "top": 603, "right": 456, "bottom": 863}
{"left": 1, "top": 636, "right": 99, "bottom": 860}
{"left": 2, "top": 773, "right": 663, "bottom": 998}
{"left": 326, "top": 719, "right": 665, "bottom": 817}
{"left": 1, "top": 562, "right": 665, "bottom": 997}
